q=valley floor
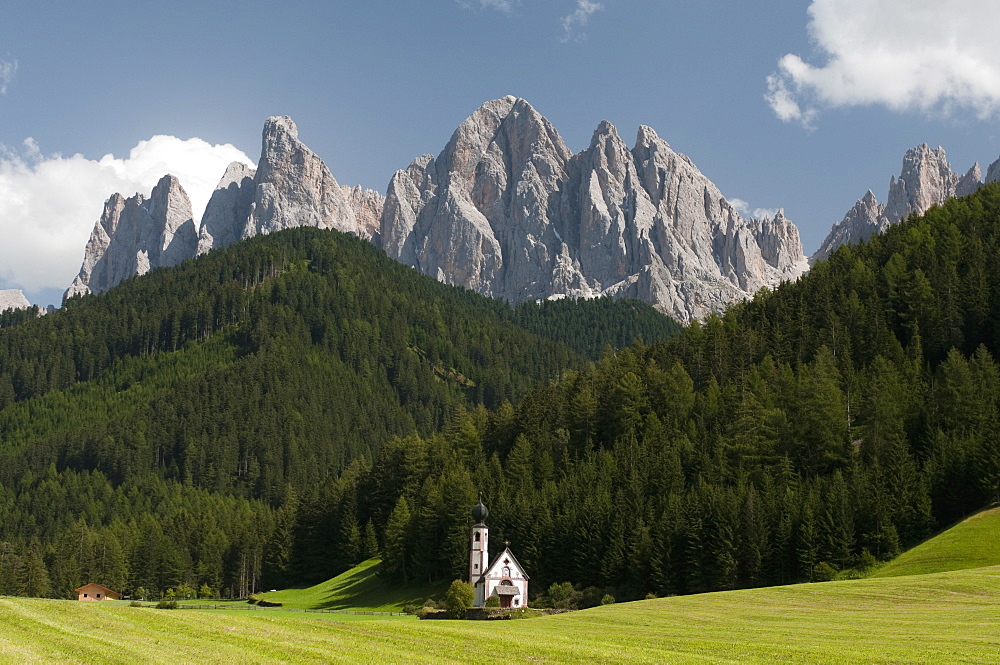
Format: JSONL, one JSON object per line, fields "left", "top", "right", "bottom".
{"left": 2, "top": 565, "right": 999, "bottom": 663}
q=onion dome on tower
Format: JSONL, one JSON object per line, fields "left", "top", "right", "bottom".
{"left": 472, "top": 500, "right": 489, "bottom": 525}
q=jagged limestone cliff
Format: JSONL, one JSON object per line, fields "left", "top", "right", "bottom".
{"left": 67, "top": 102, "right": 808, "bottom": 321}
{"left": 813, "top": 145, "right": 987, "bottom": 264}
{"left": 380, "top": 97, "right": 806, "bottom": 322}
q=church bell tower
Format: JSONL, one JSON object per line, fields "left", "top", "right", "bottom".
{"left": 469, "top": 500, "right": 489, "bottom": 596}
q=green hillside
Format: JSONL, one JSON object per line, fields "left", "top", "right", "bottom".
{"left": 873, "top": 506, "right": 1000, "bottom": 578}
{"left": 0, "top": 226, "right": 680, "bottom": 598}
{"left": 258, "top": 558, "right": 444, "bottom": 611}
{"left": 2, "top": 566, "right": 999, "bottom": 663}
{"left": 511, "top": 296, "right": 681, "bottom": 360}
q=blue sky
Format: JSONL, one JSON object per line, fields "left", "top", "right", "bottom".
{"left": 3, "top": 0, "right": 1000, "bottom": 306}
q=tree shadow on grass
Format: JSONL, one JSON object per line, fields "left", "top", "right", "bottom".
{"left": 309, "top": 561, "right": 446, "bottom": 611}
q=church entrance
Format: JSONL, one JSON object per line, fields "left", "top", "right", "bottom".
{"left": 497, "top": 580, "right": 517, "bottom": 609}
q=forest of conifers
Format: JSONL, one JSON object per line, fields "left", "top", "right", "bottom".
{"left": 2, "top": 183, "right": 1000, "bottom": 601}
{"left": 0, "top": 227, "right": 675, "bottom": 598}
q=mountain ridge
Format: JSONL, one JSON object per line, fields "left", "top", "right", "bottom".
{"left": 379, "top": 97, "right": 807, "bottom": 323}
{"left": 65, "top": 99, "right": 806, "bottom": 322}
{"left": 812, "top": 144, "right": 1000, "bottom": 264}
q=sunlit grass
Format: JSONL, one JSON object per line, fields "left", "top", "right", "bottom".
{"left": 257, "top": 558, "right": 445, "bottom": 612}
{"left": 873, "top": 506, "right": 1000, "bottom": 578}
{"left": 2, "top": 565, "right": 1000, "bottom": 663}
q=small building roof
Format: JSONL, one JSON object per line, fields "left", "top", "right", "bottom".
{"left": 74, "top": 583, "right": 118, "bottom": 594}
{"left": 494, "top": 585, "right": 521, "bottom": 596}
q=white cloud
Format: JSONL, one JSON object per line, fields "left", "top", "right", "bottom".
{"left": 0, "top": 136, "right": 254, "bottom": 295}
{"left": 561, "top": 0, "right": 603, "bottom": 42}
{"left": 766, "top": 0, "right": 1000, "bottom": 127}
{"left": 730, "top": 197, "right": 780, "bottom": 220}
{"left": 457, "top": 0, "right": 519, "bottom": 12}
{"left": 0, "top": 59, "right": 17, "bottom": 95}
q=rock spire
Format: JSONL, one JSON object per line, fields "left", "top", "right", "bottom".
{"left": 67, "top": 117, "right": 385, "bottom": 300}
{"left": 813, "top": 145, "right": 984, "bottom": 264}
{"left": 65, "top": 175, "right": 198, "bottom": 299}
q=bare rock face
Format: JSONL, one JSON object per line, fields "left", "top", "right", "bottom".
{"left": 341, "top": 185, "right": 384, "bottom": 242}
{"left": 197, "top": 162, "right": 256, "bottom": 254}
{"left": 812, "top": 190, "right": 887, "bottom": 265}
{"left": 65, "top": 175, "right": 197, "bottom": 299}
{"left": 813, "top": 145, "right": 982, "bottom": 264}
{"left": 986, "top": 156, "right": 1000, "bottom": 185}
{"left": 244, "top": 116, "right": 380, "bottom": 241}
{"left": 0, "top": 289, "right": 31, "bottom": 313}
{"left": 380, "top": 97, "right": 806, "bottom": 322}
{"left": 957, "top": 163, "right": 983, "bottom": 198}
{"left": 884, "top": 145, "right": 961, "bottom": 225}
{"left": 196, "top": 117, "right": 384, "bottom": 256}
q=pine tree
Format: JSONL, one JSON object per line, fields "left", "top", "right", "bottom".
{"left": 382, "top": 496, "right": 412, "bottom": 584}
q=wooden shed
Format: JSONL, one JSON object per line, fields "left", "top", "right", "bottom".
{"left": 75, "top": 583, "right": 121, "bottom": 601}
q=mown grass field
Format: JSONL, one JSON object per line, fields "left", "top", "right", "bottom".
{"left": 256, "top": 558, "right": 445, "bottom": 612}
{"left": 873, "top": 506, "right": 1000, "bottom": 578}
{"left": 2, "top": 565, "right": 1000, "bottom": 663}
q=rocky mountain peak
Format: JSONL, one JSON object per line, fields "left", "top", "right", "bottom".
{"left": 231, "top": 115, "right": 384, "bottom": 244}
{"left": 958, "top": 163, "right": 982, "bottom": 197}
{"left": 219, "top": 161, "right": 256, "bottom": 187}
{"left": 65, "top": 174, "right": 197, "bottom": 299}
{"left": 813, "top": 145, "right": 984, "bottom": 264}
{"left": 884, "top": 144, "right": 958, "bottom": 225}
{"left": 197, "top": 161, "right": 256, "bottom": 254}
{"left": 592, "top": 120, "right": 619, "bottom": 142}
{"left": 0, "top": 289, "right": 31, "bottom": 313}
{"left": 261, "top": 115, "right": 300, "bottom": 152}
{"left": 985, "top": 156, "right": 1000, "bottom": 185}
{"left": 634, "top": 125, "right": 662, "bottom": 148}
{"left": 380, "top": 98, "right": 806, "bottom": 322}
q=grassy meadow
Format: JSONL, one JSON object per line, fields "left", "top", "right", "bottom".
{"left": 256, "top": 558, "right": 444, "bottom": 612}
{"left": 4, "top": 508, "right": 1000, "bottom": 663}
{"left": 2, "top": 565, "right": 1000, "bottom": 663}
{"left": 872, "top": 506, "right": 1000, "bottom": 578}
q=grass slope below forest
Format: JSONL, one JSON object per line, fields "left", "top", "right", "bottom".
{"left": 257, "top": 558, "right": 444, "bottom": 611}
{"left": 872, "top": 506, "right": 1000, "bottom": 578}
{"left": 3, "top": 566, "right": 1000, "bottom": 663}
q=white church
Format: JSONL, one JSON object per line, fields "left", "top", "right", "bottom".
{"left": 468, "top": 500, "right": 529, "bottom": 608}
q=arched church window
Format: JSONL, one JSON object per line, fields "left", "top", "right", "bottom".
{"left": 502, "top": 566, "right": 510, "bottom": 577}
{"left": 474, "top": 532, "right": 480, "bottom": 542}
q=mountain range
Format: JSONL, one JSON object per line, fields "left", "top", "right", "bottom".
{"left": 61, "top": 98, "right": 808, "bottom": 323}
{"left": 43, "top": 97, "right": 1000, "bottom": 322}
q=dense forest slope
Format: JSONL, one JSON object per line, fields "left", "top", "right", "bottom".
{"left": 0, "top": 227, "right": 676, "bottom": 598}
{"left": 5, "top": 182, "right": 1000, "bottom": 602}
{"left": 358, "top": 184, "right": 1000, "bottom": 598}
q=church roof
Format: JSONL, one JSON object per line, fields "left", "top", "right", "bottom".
{"left": 472, "top": 500, "right": 489, "bottom": 525}
{"left": 483, "top": 546, "right": 530, "bottom": 581}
